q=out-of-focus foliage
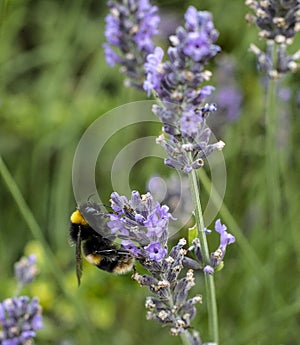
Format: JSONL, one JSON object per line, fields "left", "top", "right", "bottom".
{"left": 1, "top": 0, "right": 300, "bottom": 345}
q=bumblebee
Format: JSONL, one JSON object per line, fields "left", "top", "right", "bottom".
{"left": 69, "top": 204, "right": 134, "bottom": 285}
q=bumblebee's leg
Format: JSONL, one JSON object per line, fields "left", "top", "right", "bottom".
{"left": 76, "top": 226, "right": 83, "bottom": 286}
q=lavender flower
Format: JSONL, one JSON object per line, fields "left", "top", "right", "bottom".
{"left": 0, "top": 296, "right": 43, "bottom": 345}
{"left": 107, "top": 191, "right": 173, "bottom": 262}
{"left": 103, "top": 0, "right": 160, "bottom": 89}
{"left": 246, "top": 0, "right": 300, "bottom": 77}
{"left": 197, "top": 219, "right": 236, "bottom": 275}
{"left": 144, "top": 7, "right": 224, "bottom": 173}
{"left": 133, "top": 238, "right": 202, "bottom": 342}
{"left": 14, "top": 255, "right": 38, "bottom": 287}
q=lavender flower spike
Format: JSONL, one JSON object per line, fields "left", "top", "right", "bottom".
{"left": 246, "top": 0, "right": 300, "bottom": 77}
{"left": 0, "top": 296, "right": 43, "bottom": 344}
{"left": 133, "top": 238, "right": 202, "bottom": 342}
{"left": 107, "top": 190, "right": 174, "bottom": 262}
{"left": 104, "top": 0, "right": 160, "bottom": 89}
{"left": 14, "top": 254, "right": 38, "bottom": 287}
{"left": 144, "top": 7, "right": 224, "bottom": 173}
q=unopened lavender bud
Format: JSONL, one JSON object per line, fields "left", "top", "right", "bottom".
{"left": 170, "top": 327, "right": 181, "bottom": 336}
{"left": 273, "top": 17, "right": 286, "bottom": 27}
{"left": 165, "top": 158, "right": 182, "bottom": 170}
{"left": 182, "top": 143, "right": 195, "bottom": 152}
{"left": 145, "top": 297, "right": 156, "bottom": 310}
{"left": 191, "top": 238, "right": 203, "bottom": 263}
{"left": 275, "top": 35, "right": 286, "bottom": 43}
{"left": 182, "top": 257, "right": 202, "bottom": 270}
{"left": 249, "top": 43, "right": 261, "bottom": 55}
{"left": 245, "top": 0, "right": 256, "bottom": 8}
{"left": 190, "top": 295, "right": 202, "bottom": 304}
{"left": 178, "top": 238, "right": 187, "bottom": 246}
{"left": 133, "top": 273, "right": 157, "bottom": 287}
{"left": 175, "top": 319, "right": 186, "bottom": 328}
{"left": 157, "top": 280, "right": 170, "bottom": 289}
{"left": 183, "top": 165, "right": 193, "bottom": 174}
{"left": 257, "top": 8, "right": 267, "bottom": 18}
{"left": 287, "top": 60, "right": 298, "bottom": 72}
{"left": 202, "top": 70, "right": 213, "bottom": 81}
{"left": 158, "top": 310, "right": 170, "bottom": 321}
{"left": 216, "top": 140, "right": 226, "bottom": 150}
{"left": 204, "top": 265, "right": 214, "bottom": 275}
{"left": 269, "top": 69, "right": 280, "bottom": 79}
{"left": 163, "top": 124, "right": 181, "bottom": 136}
{"left": 192, "top": 159, "right": 204, "bottom": 169}
{"left": 169, "top": 35, "right": 180, "bottom": 46}
{"left": 210, "top": 248, "right": 224, "bottom": 267}
{"left": 156, "top": 134, "right": 165, "bottom": 144}
{"left": 202, "top": 103, "right": 217, "bottom": 113}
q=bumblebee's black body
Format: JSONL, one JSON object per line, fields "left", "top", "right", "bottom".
{"left": 69, "top": 206, "right": 134, "bottom": 285}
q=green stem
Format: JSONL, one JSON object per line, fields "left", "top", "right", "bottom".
{"left": 265, "top": 62, "right": 281, "bottom": 239}
{"left": 0, "top": 155, "right": 95, "bottom": 339}
{"left": 180, "top": 331, "right": 193, "bottom": 345}
{"left": 189, "top": 168, "right": 219, "bottom": 344}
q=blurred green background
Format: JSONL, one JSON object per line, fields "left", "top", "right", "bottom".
{"left": 1, "top": 0, "right": 300, "bottom": 344}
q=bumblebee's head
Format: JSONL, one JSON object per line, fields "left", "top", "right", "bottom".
{"left": 69, "top": 209, "right": 90, "bottom": 246}
{"left": 70, "top": 209, "right": 88, "bottom": 226}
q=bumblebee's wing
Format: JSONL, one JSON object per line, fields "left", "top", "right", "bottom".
{"left": 117, "top": 230, "right": 153, "bottom": 247}
{"left": 76, "top": 227, "right": 83, "bottom": 286}
{"left": 79, "top": 203, "right": 116, "bottom": 241}
{"left": 78, "top": 202, "right": 164, "bottom": 250}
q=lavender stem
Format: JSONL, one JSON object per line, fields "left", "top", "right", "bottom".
{"left": 189, "top": 168, "right": 219, "bottom": 344}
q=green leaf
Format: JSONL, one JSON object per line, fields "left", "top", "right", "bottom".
{"left": 188, "top": 224, "right": 198, "bottom": 246}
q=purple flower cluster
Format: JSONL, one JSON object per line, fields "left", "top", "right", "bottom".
{"left": 103, "top": 0, "right": 160, "bottom": 89}
{"left": 144, "top": 7, "right": 220, "bottom": 99}
{"left": 0, "top": 296, "right": 43, "bottom": 345}
{"left": 246, "top": 0, "right": 300, "bottom": 77}
{"left": 107, "top": 191, "right": 173, "bottom": 262}
{"left": 191, "top": 219, "right": 235, "bottom": 275}
{"left": 14, "top": 255, "right": 38, "bottom": 287}
{"left": 133, "top": 238, "right": 202, "bottom": 343}
{"left": 143, "top": 7, "right": 224, "bottom": 173}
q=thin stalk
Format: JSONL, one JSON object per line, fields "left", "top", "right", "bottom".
{"left": 0, "top": 156, "right": 68, "bottom": 285}
{"left": 265, "top": 59, "right": 281, "bottom": 239}
{"left": 0, "top": 155, "right": 95, "bottom": 339}
{"left": 264, "top": 74, "right": 283, "bottom": 299}
{"left": 189, "top": 168, "right": 219, "bottom": 344}
{"left": 180, "top": 332, "right": 193, "bottom": 345}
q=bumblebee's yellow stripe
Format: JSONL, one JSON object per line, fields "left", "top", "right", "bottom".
{"left": 70, "top": 209, "right": 88, "bottom": 225}
{"left": 85, "top": 254, "right": 103, "bottom": 265}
